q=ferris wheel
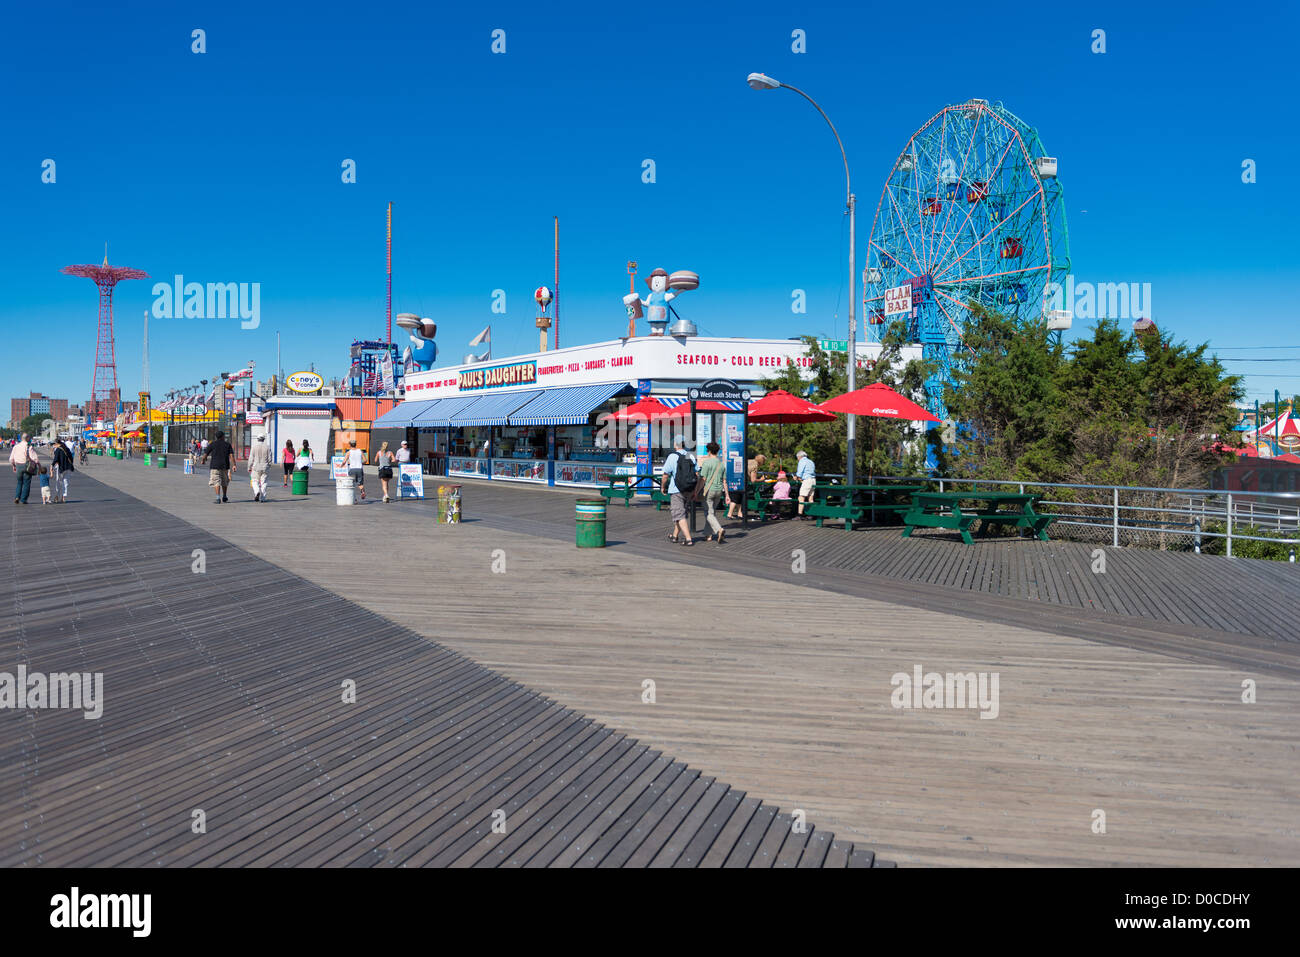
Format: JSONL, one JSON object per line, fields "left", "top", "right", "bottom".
{"left": 863, "top": 98, "right": 1070, "bottom": 420}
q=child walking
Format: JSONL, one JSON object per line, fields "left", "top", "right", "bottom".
{"left": 39, "top": 466, "right": 52, "bottom": 504}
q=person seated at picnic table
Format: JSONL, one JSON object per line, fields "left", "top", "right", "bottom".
{"left": 768, "top": 470, "right": 796, "bottom": 519}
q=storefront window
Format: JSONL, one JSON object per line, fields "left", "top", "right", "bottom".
{"left": 491, "top": 426, "right": 546, "bottom": 460}
{"left": 451, "top": 426, "right": 490, "bottom": 457}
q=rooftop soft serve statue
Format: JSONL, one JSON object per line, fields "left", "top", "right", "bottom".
{"left": 396, "top": 313, "right": 438, "bottom": 372}
{"left": 623, "top": 268, "right": 698, "bottom": 336}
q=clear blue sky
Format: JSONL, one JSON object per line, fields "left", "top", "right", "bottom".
{"left": 1, "top": 0, "right": 1295, "bottom": 412}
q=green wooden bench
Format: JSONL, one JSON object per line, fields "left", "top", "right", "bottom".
{"left": 598, "top": 473, "right": 656, "bottom": 508}
{"left": 804, "top": 499, "right": 868, "bottom": 528}
{"left": 902, "top": 491, "right": 1055, "bottom": 545}
{"left": 812, "top": 483, "right": 925, "bottom": 530}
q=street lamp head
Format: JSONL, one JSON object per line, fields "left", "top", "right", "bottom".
{"left": 747, "top": 72, "right": 781, "bottom": 91}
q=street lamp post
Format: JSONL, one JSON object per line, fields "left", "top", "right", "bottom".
{"left": 747, "top": 72, "right": 857, "bottom": 483}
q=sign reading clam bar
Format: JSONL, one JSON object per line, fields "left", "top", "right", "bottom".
{"left": 458, "top": 361, "right": 538, "bottom": 392}
{"left": 689, "top": 378, "right": 751, "bottom": 403}
{"left": 884, "top": 284, "right": 913, "bottom": 317}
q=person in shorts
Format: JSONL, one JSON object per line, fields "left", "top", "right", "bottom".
{"left": 660, "top": 435, "right": 696, "bottom": 546}
{"left": 795, "top": 449, "right": 816, "bottom": 520}
{"left": 201, "top": 430, "right": 237, "bottom": 503}
{"left": 342, "top": 439, "right": 366, "bottom": 500}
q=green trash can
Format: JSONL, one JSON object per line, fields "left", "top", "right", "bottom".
{"left": 291, "top": 470, "right": 309, "bottom": 495}
{"left": 144, "top": 453, "right": 152, "bottom": 465}
{"left": 576, "top": 499, "right": 607, "bottom": 548}
{"left": 157, "top": 454, "right": 167, "bottom": 469}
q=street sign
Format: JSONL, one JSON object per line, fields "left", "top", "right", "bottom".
{"left": 689, "top": 378, "right": 752, "bottom": 403}
{"left": 817, "top": 339, "right": 847, "bottom": 352}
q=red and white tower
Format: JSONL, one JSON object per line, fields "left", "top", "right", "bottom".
{"left": 62, "top": 251, "right": 149, "bottom": 424}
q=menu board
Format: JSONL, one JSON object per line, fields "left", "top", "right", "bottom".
{"left": 398, "top": 463, "right": 424, "bottom": 498}
{"left": 723, "top": 414, "right": 746, "bottom": 491}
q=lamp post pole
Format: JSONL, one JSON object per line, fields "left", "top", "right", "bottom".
{"left": 747, "top": 73, "right": 856, "bottom": 483}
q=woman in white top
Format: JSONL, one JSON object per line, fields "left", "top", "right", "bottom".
{"left": 343, "top": 439, "right": 366, "bottom": 500}
{"left": 372, "top": 440, "right": 396, "bottom": 503}
{"left": 297, "top": 439, "right": 313, "bottom": 488}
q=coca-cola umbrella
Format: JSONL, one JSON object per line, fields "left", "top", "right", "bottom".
{"left": 819, "top": 383, "right": 940, "bottom": 481}
{"left": 746, "top": 389, "right": 837, "bottom": 468}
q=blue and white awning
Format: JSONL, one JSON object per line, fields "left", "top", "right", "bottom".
{"left": 657, "top": 397, "right": 749, "bottom": 411}
{"left": 451, "top": 390, "right": 546, "bottom": 427}
{"left": 508, "top": 383, "right": 633, "bottom": 426}
{"left": 372, "top": 399, "right": 440, "bottom": 428}
{"left": 414, "top": 395, "right": 480, "bottom": 427}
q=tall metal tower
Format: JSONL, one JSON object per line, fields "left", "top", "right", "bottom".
{"left": 62, "top": 250, "right": 149, "bottom": 424}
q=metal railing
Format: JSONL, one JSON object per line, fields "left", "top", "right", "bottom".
{"left": 843, "top": 474, "right": 1300, "bottom": 560}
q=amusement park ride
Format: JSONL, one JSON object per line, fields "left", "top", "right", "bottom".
{"left": 863, "top": 98, "right": 1071, "bottom": 427}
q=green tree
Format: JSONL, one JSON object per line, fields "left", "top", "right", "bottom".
{"left": 18, "top": 413, "right": 52, "bottom": 437}
{"left": 940, "top": 308, "right": 1242, "bottom": 492}
{"left": 939, "top": 303, "right": 1067, "bottom": 480}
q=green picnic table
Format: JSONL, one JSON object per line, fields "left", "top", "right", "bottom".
{"left": 901, "top": 491, "right": 1055, "bottom": 545}
{"left": 598, "top": 473, "right": 656, "bottom": 508}
{"left": 806, "top": 483, "right": 925, "bottom": 530}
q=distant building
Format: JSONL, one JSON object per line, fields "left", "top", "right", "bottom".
{"left": 11, "top": 392, "right": 69, "bottom": 428}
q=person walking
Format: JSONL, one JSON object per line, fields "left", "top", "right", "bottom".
{"left": 794, "top": 449, "right": 817, "bottom": 520}
{"left": 373, "top": 441, "right": 396, "bottom": 502}
{"left": 661, "top": 435, "right": 697, "bottom": 546}
{"left": 342, "top": 439, "right": 367, "bottom": 500}
{"left": 52, "top": 439, "right": 74, "bottom": 503}
{"left": 247, "top": 435, "right": 271, "bottom": 502}
{"left": 396, "top": 440, "right": 411, "bottom": 465}
{"left": 282, "top": 440, "right": 296, "bottom": 486}
{"left": 38, "top": 466, "right": 52, "bottom": 504}
{"left": 730, "top": 453, "right": 767, "bottom": 519}
{"left": 697, "top": 441, "right": 730, "bottom": 543}
{"left": 201, "top": 430, "right": 237, "bottom": 503}
{"left": 9, "top": 433, "right": 38, "bottom": 505}
{"left": 297, "top": 439, "right": 313, "bottom": 488}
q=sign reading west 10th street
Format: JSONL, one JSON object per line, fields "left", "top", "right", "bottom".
{"left": 689, "top": 379, "right": 751, "bottom": 403}
{"left": 884, "top": 284, "right": 913, "bottom": 317}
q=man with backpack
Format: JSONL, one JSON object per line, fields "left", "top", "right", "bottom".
{"left": 661, "top": 435, "right": 697, "bottom": 546}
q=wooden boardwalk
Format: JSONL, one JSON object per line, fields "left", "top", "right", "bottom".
{"left": 29, "top": 457, "right": 1300, "bottom": 866}
{"left": 0, "top": 481, "right": 886, "bottom": 867}
{"left": 460, "top": 479, "right": 1299, "bottom": 646}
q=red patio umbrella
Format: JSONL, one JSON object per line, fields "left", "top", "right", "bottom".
{"left": 746, "top": 389, "right": 838, "bottom": 424}
{"left": 607, "top": 396, "right": 684, "bottom": 420}
{"left": 820, "top": 383, "right": 940, "bottom": 480}
{"left": 746, "top": 389, "right": 837, "bottom": 469}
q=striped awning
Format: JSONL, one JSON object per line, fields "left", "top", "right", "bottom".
{"left": 372, "top": 399, "right": 440, "bottom": 428}
{"left": 450, "top": 390, "right": 546, "bottom": 427}
{"left": 414, "top": 395, "right": 482, "bottom": 427}
{"left": 508, "top": 383, "right": 633, "bottom": 426}
{"left": 657, "top": 397, "right": 749, "bottom": 412}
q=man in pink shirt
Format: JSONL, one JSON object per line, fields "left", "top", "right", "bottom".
{"left": 9, "top": 433, "right": 39, "bottom": 505}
